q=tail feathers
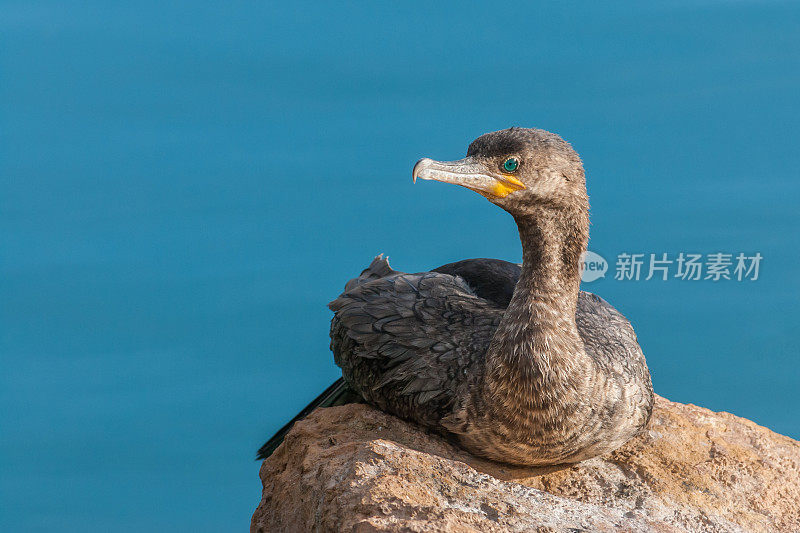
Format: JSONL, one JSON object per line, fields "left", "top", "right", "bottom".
{"left": 343, "top": 254, "right": 398, "bottom": 292}
{"left": 256, "top": 377, "right": 361, "bottom": 460}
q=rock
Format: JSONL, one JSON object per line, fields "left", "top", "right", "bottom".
{"left": 251, "top": 395, "right": 800, "bottom": 532}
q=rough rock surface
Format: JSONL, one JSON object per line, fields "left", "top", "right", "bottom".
{"left": 252, "top": 395, "right": 800, "bottom": 532}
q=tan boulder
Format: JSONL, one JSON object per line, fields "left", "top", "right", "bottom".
{"left": 252, "top": 395, "right": 800, "bottom": 532}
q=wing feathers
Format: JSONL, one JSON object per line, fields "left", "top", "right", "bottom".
{"left": 329, "top": 268, "right": 502, "bottom": 426}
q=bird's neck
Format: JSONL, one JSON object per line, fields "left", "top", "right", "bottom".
{"left": 514, "top": 206, "right": 587, "bottom": 313}
{"left": 484, "top": 205, "right": 589, "bottom": 405}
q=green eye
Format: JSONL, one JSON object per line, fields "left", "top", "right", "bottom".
{"left": 503, "top": 158, "right": 519, "bottom": 172}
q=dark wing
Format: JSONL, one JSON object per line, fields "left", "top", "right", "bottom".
{"left": 329, "top": 268, "right": 503, "bottom": 429}
{"left": 433, "top": 258, "right": 521, "bottom": 309}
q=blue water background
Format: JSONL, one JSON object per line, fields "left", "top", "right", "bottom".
{"left": 2, "top": 1, "right": 799, "bottom": 530}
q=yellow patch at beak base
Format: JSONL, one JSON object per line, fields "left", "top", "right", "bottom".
{"left": 491, "top": 175, "right": 526, "bottom": 198}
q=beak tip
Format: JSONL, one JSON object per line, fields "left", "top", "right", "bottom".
{"left": 412, "top": 158, "right": 430, "bottom": 184}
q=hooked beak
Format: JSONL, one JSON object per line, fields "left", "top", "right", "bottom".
{"left": 412, "top": 157, "right": 526, "bottom": 199}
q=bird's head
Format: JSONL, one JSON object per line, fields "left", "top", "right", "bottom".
{"left": 413, "top": 128, "right": 587, "bottom": 217}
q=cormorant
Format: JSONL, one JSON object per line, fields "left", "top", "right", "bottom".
{"left": 258, "top": 127, "right": 654, "bottom": 466}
